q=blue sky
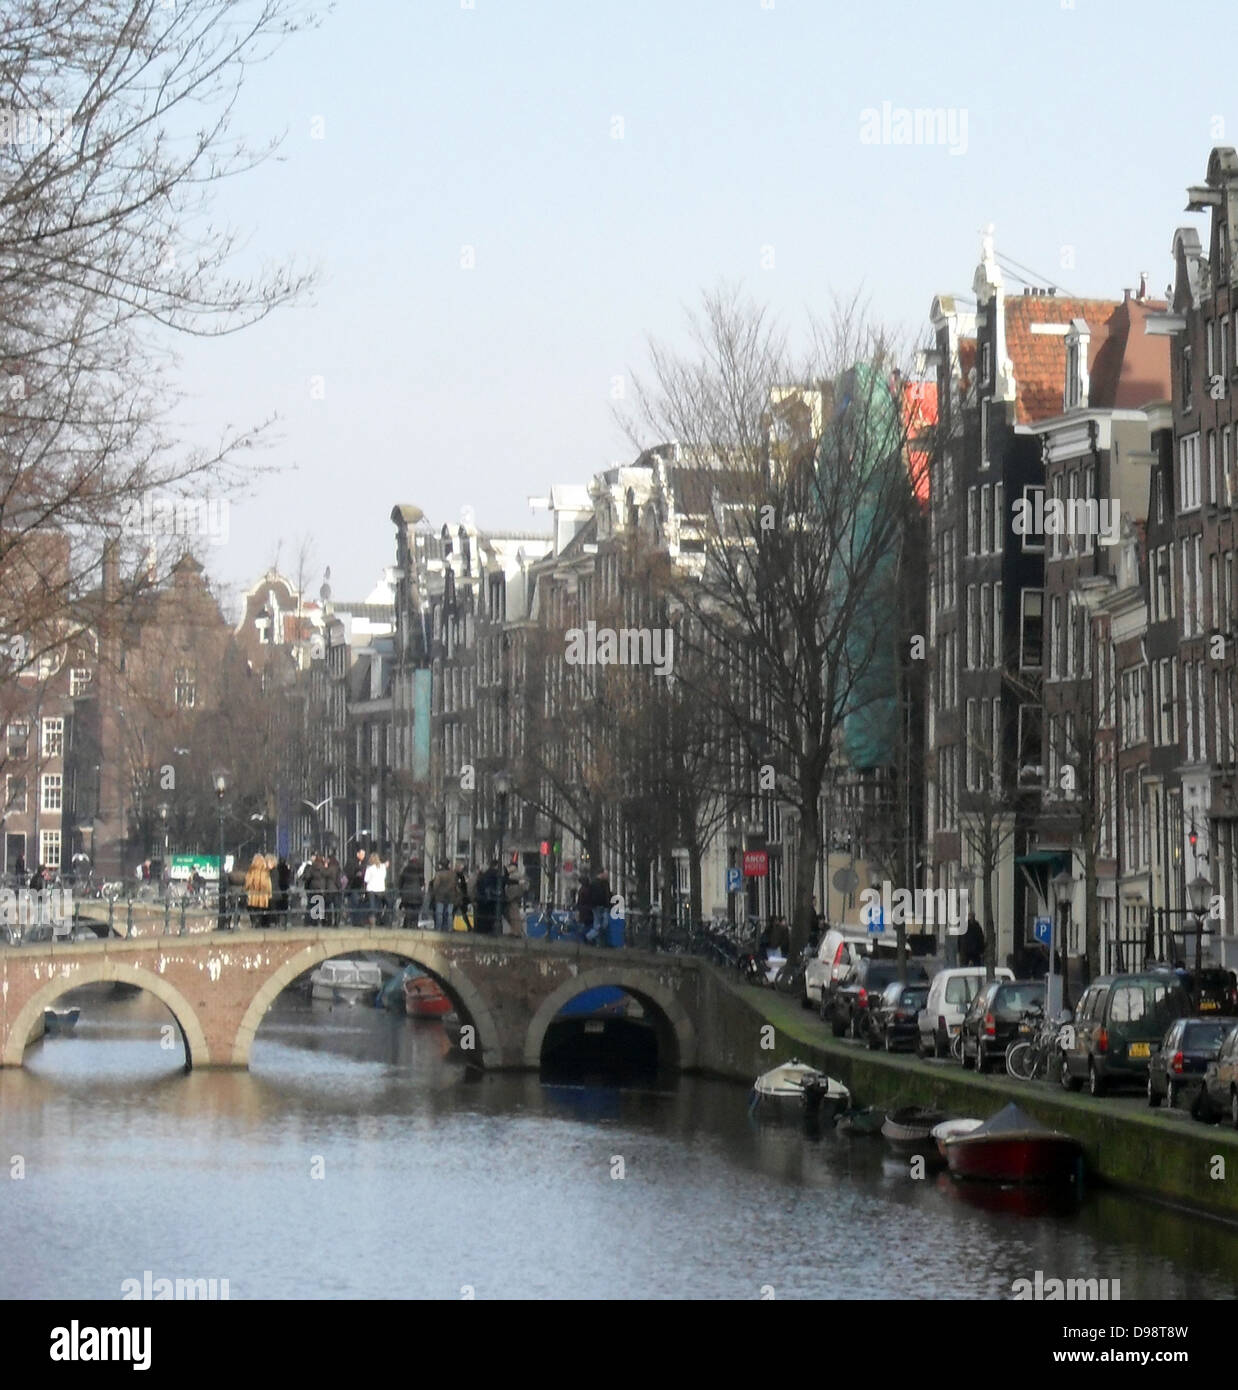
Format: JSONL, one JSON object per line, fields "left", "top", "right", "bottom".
{"left": 175, "top": 0, "right": 1232, "bottom": 610}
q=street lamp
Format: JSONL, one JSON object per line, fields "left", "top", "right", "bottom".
{"left": 213, "top": 771, "right": 228, "bottom": 931}
{"left": 1188, "top": 872, "right": 1212, "bottom": 999}
{"left": 158, "top": 802, "right": 169, "bottom": 889}
{"left": 493, "top": 771, "right": 511, "bottom": 867}
{"left": 1051, "top": 866, "right": 1074, "bottom": 1015}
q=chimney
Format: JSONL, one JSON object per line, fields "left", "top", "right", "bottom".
{"left": 1138, "top": 270, "right": 1149, "bottom": 300}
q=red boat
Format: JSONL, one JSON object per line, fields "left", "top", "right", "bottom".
{"left": 942, "top": 1102, "right": 1083, "bottom": 1184}
{"left": 403, "top": 974, "right": 452, "bottom": 1018}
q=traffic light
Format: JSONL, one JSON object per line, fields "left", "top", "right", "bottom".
{"left": 540, "top": 840, "right": 550, "bottom": 856}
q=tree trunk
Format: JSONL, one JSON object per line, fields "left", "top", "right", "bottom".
{"left": 791, "top": 801, "right": 820, "bottom": 957}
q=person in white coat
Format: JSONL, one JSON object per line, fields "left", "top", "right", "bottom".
{"left": 364, "top": 852, "right": 388, "bottom": 925}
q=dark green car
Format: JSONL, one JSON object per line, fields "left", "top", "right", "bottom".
{"left": 1060, "top": 972, "right": 1193, "bottom": 1097}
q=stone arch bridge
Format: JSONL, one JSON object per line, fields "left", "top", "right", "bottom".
{"left": 0, "top": 929, "right": 755, "bottom": 1073}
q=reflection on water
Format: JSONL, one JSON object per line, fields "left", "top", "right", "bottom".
{"left": 2, "top": 991, "right": 1238, "bottom": 1300}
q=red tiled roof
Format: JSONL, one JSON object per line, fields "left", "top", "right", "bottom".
{"left": 1004, "top": 296, "right": 1121, "bottom": 424}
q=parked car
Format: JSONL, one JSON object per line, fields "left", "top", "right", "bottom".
{"left": 916, "top": 966, "right": 1015, "bottom": 1059}
{"left": 803, "top": 927, "right": 872, "bottom": 1009}
{"left": 1200, "top": 1026, "right": 1238, "bottom": 1125}
{"left": 959, "top": 979, "right": 1046, "bottom": 1072}
{"left": 867, "top": 979, "right": 931, "bottom": 1052}
{"left": 1060, "top": 972, "right": 1193, "bottom": 1097}
{"left": 1182, "top": 968, "right": 1238, "bottom": 1016}
{"left": 1148, "top": 1017, "right": 1238, "bottom": 1110}
{"left": 825, "top": 957, "right": 927, "bottom": 1038}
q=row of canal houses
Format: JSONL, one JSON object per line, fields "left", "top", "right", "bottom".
{"left": 298, "top": 144, "right": 1238, "bottom": 981}
{"left": 927, "top": 146, "right": 1238, "bottom": 979}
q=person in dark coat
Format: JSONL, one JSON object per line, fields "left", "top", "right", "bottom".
{"left": 575, "top": 875, "right": 592, "bottom": 932}
{"left": 473, "top": 860, "right": 503, "bottom": 935}
{"left": 275, "top": 857, "right": 292, "bottom": 926}
{"left": 398, "top": 858, "right": 424, "bottom": 927}
{"left": 586, "top": 869, "right": 611, "bottom": 943}
{"left": 962, "top": 913, "right": 984, "bottom": 967}
{"left": 325, "top": 855, "right": 343, "bottom": 926}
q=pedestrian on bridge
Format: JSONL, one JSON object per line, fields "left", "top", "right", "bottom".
{"left": 429, "top": 861, "right": 455, "bottom": 931}
{"left": 244, "top": 854, "right": 272, "bottom": 929}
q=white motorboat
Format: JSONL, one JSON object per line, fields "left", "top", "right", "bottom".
{"left": 750, "top": 1059, "right": 850, "bottom": 1121}
{"left": 931, "top": 1117, "right": 984, "bottom": 1158}
{"left": 309, "top": 959, "right": 383, "bottom": 1005}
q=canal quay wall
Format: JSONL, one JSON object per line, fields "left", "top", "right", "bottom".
{"left": 694, "top": 968, "right": 1238, "bottom": 1222}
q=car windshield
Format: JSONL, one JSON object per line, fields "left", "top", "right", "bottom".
{"left": 996, "top": 985, "right": 1044, "bottom": 1013}
{"left": 1182, "top": 1021, "right": 1230, "bottom": 1050}
{"left": 944, "top": 975, "right": 979, "bottom": 1005}
{"left": 901, "top": 986, "right": 929, "bottom": 1006}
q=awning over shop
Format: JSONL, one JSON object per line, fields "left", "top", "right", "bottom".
{"left": 1014, "top": 850, "right": 1074, "bottom": 907}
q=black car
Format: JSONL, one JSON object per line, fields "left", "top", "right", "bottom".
{"left": 1147, "top": 1017, "right": 1238, "bottom": 1110}
{"left": 959, "top": 979, "right": 1046, "bottom": 1073}
{"left": 867, "top": 980, "right": 930, "bottom": 1052}
{"left": 1060, "top": 972, "right": 1194, "bottom": 1096}
{"left": 824, "top": 957, "right": 927, "bottom": 1038}
{"left": 1182, "top": 968, "right": 1238, "bottom": 1017}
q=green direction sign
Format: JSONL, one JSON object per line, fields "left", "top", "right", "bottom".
{"left": 170, "top": 854, "right": 222, "bottom": 881}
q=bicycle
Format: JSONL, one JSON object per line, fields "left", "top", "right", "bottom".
{"left": 1005, "top": 1007, "right": 1070, "bottom": 1082}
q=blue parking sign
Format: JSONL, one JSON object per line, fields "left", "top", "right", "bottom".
{"left": 867, "top": 907, "right": 884, "bottom": 935}
{"left": 726, "top": 867, "right": 742, "bottom": 894}
{"left": 1034, "top": 916, "right": 1052, "bottom": 945}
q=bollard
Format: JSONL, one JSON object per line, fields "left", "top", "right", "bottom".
{"left": 164, "top": 894, "right": 171, "bottom": 936}
{"left": 179, "top": 899, "right": 187, "bottom": 936}
{"left": 126, "top": 897, "right": 134, "bottom": 938}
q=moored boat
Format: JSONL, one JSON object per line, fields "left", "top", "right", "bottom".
{"left": 835, "top": 1105, "right": 885, "bottom": 1136}
{"left": 750, "top": 1060, "right": 849, "bottom": 1121}
{"left": 309, "top": 959, "right": 382, "bottom": 1005}
{"left": 931, "top": 1117, "right": 984, "bottom": 1158}
{"left": 882, "top": 1106, "right": 948, "bottom": 1156}
{"left": 942, "top": 1102, "right": 1083, "bottom": 1184}
{"left": 403, "top": 973, "right": 452, "bottom": 1018}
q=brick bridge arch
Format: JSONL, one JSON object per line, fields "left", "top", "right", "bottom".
{"left": 523, "top": 966, "right": 698, "bottom": 1071}
{"left": 1, "top": 957, "right": 210, "bottom": 1069}
{"left": 231, "top": 939, "right": 503, "bottom": 1067}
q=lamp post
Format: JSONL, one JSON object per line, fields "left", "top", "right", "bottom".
{"left": 494, "top": 770, "right": 511, "bottom": 868}
{"left": 214, "top": 772, "right": 228, "bottom": 931}
{"left": 158, "top": 802, "right": 169, "bottom": 894}
{"left": 1051, "top": 866, "right": 1074, "bottom": 1015}
{"left": 1188, "top": 872, "right": 1212, "bottom": 1003}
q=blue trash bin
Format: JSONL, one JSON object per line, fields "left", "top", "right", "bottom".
{"left": 607, "top": 914, "right": 625, "bottom": 948}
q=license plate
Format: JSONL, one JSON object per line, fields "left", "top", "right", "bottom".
{"left": 1128, "top": 1042, "right": 1150, "bottom": 1059}
{"left": 1200, "top": 1001, "right": 1219, "bottom": 1012}
{"left": 584, "top": 1020, "right": 604, "bottom": 1034}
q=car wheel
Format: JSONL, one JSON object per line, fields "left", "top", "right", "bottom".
{"left": 1060, "top": 1057, "right": 1081, "bottom": 1092}
{"left": 1166, "top": 1080, "right": 1178, "bottom": 1110}
{"left": 1088, "top": 1061, "right": 1106, "bottom": 1098}
{"left": 1147, "top": 1074, "right": 1161, "bottom": 1108}
{"left": 975, "top": 1042, "right": 986, "bottom": 1073}
{"left": 958, "top": 1037, "right": 969, "bottom": 1068}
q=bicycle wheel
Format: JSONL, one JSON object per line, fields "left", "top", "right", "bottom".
{"left": 949, "top": 1032, "right": 964, "bottom": 1062}
{"left": 1006, "top": 1040, "right": 1034, "bottom": 1081}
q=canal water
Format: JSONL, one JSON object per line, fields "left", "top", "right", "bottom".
{"left": 4, "top": 990, "right": 1238, "bottom": 1300}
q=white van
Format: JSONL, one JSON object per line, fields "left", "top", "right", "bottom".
{"left": 916, "top": 966, "right": 1014, "bottom": 1058}
{"left": 803, "top": 927, "right": 881, "bottom": 1008}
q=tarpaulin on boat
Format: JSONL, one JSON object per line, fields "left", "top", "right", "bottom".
{"left": 971, "top": 1103, "right": 1054, "bottom": 1137}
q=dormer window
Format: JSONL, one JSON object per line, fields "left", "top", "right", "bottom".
{"left": 1064, "top": 320, "right": 1089, "bottom": 410}
{"left": 981, "top": 340, "right": 992, "bottom": 388}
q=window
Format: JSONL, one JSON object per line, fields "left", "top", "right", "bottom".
{"left": 980, "top": 485, "right": 991, "bottom": 555}
{"left": 981, "top": 340, "right": 992, "bottom": 387}
{"left": 1207, "top": 320, "right": 1216, "bottom": 379}
{"left": 1021, "top": 485, "right": 1045, "bottom": 552}
{"left": 7, "top": 722, "right": 29, "bottom": 759}
{"left": 40, "top": 774, "right": 62, "bottom": 813}
{"left": 70, "top": 667, "right": 91, "bottom": 697}
{"left": 5, "top": 775, "right": 27, "bottom": 813}
{"left": 1223, "top": 316, "right": 1231, "bottom": 380}
{"left": 1225, "top": 426, "right": 1234, "bottom": 509}
{"left": 1020, "top": 590, "right": 1043, "bottom": 669}
{"left": 41, "top": 718, "right": 63, "bottom": 758}
{"left": 1066, "top": 342, "right": 1081, "bottom": 408}
{"left": 993, "top": 481, "right": 1004, "bottom": 553}
{"left": 980, "top": 584, "right": 992, "bottom": 666}
{"left": 980, "top": 401, "right": 989, "bottom": 469}
{"left": 1209, "top": 431, "right": 1218, "bottom": 506}
{"left": 1017, "top": 704, "right": 1041, "bottom": 779}
{"left": 39, "top": 829, "right": 60, "bottom": 870}
{"left": 1182, "top": 343, "right": 1194, "bottom": 410}
{"left": 174, "top": 667, "right": 196, "bottom": 709}
{"left": 967, "top": 487, "right": 979, "bottom": 556}
{"left": 1050, "top": 594, "right": 1063, "bottom": 679}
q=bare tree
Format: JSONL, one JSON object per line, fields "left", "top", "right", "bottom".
{"left": 0, "top": 0, "right": 316, "bottom": 683}
{"left": 625, "top": 287, "right": 925, "bottom": 954}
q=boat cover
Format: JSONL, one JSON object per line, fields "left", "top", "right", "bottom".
{"left": 971, "top": 1103, "right": 1055, "bottom": 1137}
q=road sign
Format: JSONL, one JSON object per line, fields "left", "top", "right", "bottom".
{"left": 726, "top": 867, "right": 742, "bottom": 894}
{"left": 867, "top": 907, "right": 885, "bottom": 935}
{"left": 1034, "top": 916, "right": 1052, "bottom": 946}
{"left": 170, "top": 854, "right": 220, "bottom": 881}
{"left": 742, "top": 850, "right": 768, "bottom": 878}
